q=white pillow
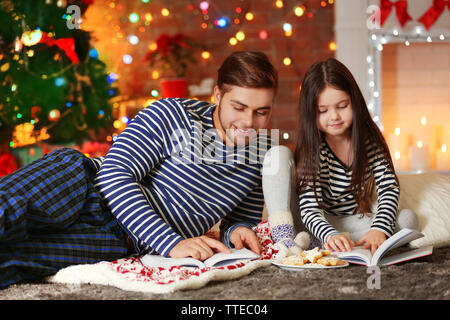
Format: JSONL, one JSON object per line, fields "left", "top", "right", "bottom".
{"left": 397, "top": 174, "right": 450, "bottom": 248}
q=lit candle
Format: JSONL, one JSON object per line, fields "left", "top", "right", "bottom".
{"left": 392, "top": 150, "right": 408, "bottom": 172}
{"left": 388, "top": 127, "right": 409, "bottom": 170}
{"left": 415, "top": 117, "right": 432, "bottom": 146}
{"left": 436, "top": 144, "right": 449, "bottom": 171}
{"left": 414, "top": 116, "right": 437, "bottom": 167}
{"left": 421, "top": 116, "right": 427, "bottom": 126}
{"left": 409, "top": 140, "right": 430, "bottom": 172}
{"left": 442, "top": 126, "right": 450, "bottom": 147}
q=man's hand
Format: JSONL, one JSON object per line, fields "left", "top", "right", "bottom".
{"left": 229, "top": 226, "right": 262, "bottom": 255}
{"left": 168, "top": 235, "right": 232, "bottom": 260}
{"left": 355, "top": 229, "right": 386, "bottom": 255}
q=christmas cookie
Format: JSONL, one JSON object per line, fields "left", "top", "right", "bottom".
{"left": 301, "top": 247, "right": 324, "bottom": 263}
{"left": 278, "top": 247, "right": 346, "bottom": 268}
{"left": 316, "top": 256, "right": 346, "bottom": 266}
{"left": 281, "top": 255, "right": 306, "bottom": 266}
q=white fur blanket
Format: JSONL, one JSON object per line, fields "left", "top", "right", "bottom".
{"left": 384, "top": 174, "right": 450, "bottom": 248}
{"left": 48, "top": 222, "right": 275, "bottom": 294}
{"left": 400, "top": 174, "right": 450, "bottom": 248}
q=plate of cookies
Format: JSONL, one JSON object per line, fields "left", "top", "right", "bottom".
{"left": 272, "top": 247, "right": 348, "bottom": 270}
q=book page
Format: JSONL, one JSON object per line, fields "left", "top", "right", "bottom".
{"left": 334, "top": 247, "right": 372, "bottom": 265}
{"left": 204, "top": 248, "right": 260, "bottom": 267}
{"left": 379, "top": 246, "right": 433, "bottom": 266}
{"left": 140, "top": 254, "right": 204, "bottom": 268}
{"left": 372, "top": 228, "right": 424, "bottom": 265}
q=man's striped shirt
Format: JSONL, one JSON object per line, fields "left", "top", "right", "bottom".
{"left": 299, "top": 139, "right": 400, "bottom": 243}
{"left": 95, "top": 98, "right": 270, "bottom": 256}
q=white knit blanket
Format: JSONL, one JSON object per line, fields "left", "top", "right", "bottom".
{"left": 48, "top": 222, "right": 276, "bottom": 294}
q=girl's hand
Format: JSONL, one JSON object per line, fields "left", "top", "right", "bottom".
{"left": 355, "top": 229, "right": 386, "bottom": 255}
{"left": 324, "top": 233, "right": 354, "bottom": 252}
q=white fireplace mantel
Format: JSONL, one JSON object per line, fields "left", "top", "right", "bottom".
{"left": 335, "top": 0, "right": 450, "bottom": 129}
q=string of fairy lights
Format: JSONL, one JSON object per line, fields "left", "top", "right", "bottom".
{"left": 104, "top": 0, "right": 336, "bottom": 92}
{"left": 96, "top": 0, "right": 337, "bottom": 137}
{"left": 366, "top": 25, "right": 449, "bottom": 130}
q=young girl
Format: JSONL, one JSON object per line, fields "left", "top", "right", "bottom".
{"left": 263, "top": 58, "right": 418, "bottom": 257}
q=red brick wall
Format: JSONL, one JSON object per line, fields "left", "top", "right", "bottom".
{"left": 83, "top": 0, "right": 335, "bottom": 137}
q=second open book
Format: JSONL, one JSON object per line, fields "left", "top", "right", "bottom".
{"left": 334, "top": 228, "right": 433, "bottom": 266}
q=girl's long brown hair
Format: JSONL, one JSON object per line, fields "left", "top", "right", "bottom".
{"left": 294, "top": 58, "right": 398, "bottom": 213}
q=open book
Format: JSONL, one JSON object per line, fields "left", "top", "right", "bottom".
{"left": 334, "top": 228, "right": 433, "bottom": 266}
{"left": 140, "top": 248, "right": 261, "bottom": 268}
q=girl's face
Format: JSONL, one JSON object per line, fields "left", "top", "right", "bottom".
{"left": 316, "top": 86, "right": 353, "bottom": 139}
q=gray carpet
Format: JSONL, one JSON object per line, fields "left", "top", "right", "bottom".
{"left": 0, "top": 247, "right": 449, "bottom": 300}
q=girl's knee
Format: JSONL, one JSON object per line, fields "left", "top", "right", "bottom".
{"left": 262, "top": 145, "right": 294, "bottom": 175}
{"left": 397, "top": 209, "right": 419, "bottom": 231}
{"left": 266, "top": 145, "right": 292, "bottom": 158}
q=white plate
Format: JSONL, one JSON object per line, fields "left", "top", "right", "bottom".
{"left": 271, "top": 260, "right": 349, "bottom": 271}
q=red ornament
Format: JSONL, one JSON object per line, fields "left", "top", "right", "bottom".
{"left": 0, "top": 152, "right": 18, "bottom": 177}
{"left": 31, "top": 105, "right": 42, "bottom": 118}
{"left": 418, "top": 0, "right": 450, "bottom": 29}
{"left": 380, "top": 0, "right": 413, "bottom": 27}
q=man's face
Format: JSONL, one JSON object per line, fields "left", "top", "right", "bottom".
{"left": 212, "top": 85, "right": 274, "bottom": 147}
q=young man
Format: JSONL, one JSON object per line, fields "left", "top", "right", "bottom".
{"left": 0, "top": 51, "right": 278, "bottom": 288}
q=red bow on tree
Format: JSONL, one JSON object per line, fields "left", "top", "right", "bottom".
{"left": 419, "top": 0, "right": 450, "bottom": 29}
{"left": 380, "top": 0, "right": 413, "bottom": 27}
{"left": 40, "top": 32, "right": 80, "bottom": 64}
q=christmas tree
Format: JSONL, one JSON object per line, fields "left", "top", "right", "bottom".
{"left": 0, "top": 0, "right": 118, "bottom": 147}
